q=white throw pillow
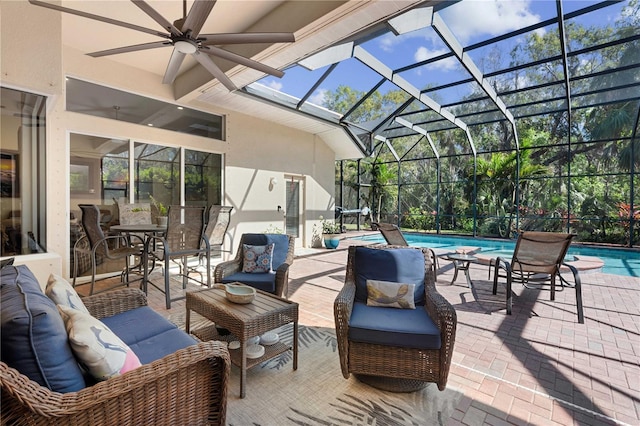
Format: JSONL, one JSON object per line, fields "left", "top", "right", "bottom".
{"left": 57, "top": 305, "right": 141, "bottom": 381}
{"left": 366, "top": 279, "right": 416, "bottom": 309}
{"left": 46, "top": 274, "right": 89, "bottom": 313}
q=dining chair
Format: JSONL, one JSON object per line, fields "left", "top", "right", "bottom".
{"left": 492, "top": 231, "right": 584, "bottom": 323}
{"left": 146, "top": 205, "right": 210, "bottom": 309}
{"left": 72, "top": 204, "right": 145, "bottom": 295}
{"left": 202, "top": 205, "right": 233, "bottom": 261}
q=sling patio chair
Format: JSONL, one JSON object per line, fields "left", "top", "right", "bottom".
{"left": 492, "top": 231, "right": 584, "bottom": 323}
{"left": 201, "top": 205, "right": 233, "bottom": 262}
{"left": 373, "top": 222, "right": 440, "bottom": 282}
{"left": 72, "top": 204, "right": 145, "bottom": 295}
{"left": 146, "top": 205, "right": 210, "bottom": 309}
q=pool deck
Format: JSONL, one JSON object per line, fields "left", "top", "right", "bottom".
{"left": 91, "top": 231, "right": 639, "bottom": 425}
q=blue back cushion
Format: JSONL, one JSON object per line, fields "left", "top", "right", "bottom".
{"left": 1, "top": 265, "right": 86, "bottom": 392}
{"left": 354, "top": 247, "right": 426, "bottom": 305}
{"left": 242, "top": 234, "right": 290, "bottom": 269}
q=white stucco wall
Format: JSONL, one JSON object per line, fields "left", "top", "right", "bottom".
{"left": 1, "top": 1, "right": 337, "bottom": 279}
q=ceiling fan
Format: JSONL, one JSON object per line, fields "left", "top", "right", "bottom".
{"left": 29, "top": 0, "right": 295, "bottom": 91}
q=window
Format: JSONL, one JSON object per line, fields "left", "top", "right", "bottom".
{"left": 0, "top": 86, "right": 47, "bottom": 256}
{"left": 66, "top": 78, "right": 224, "bottom": 140}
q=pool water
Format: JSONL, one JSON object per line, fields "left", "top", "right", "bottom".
{"left": 351, "top": 233, "right": 640, "bottom": 277}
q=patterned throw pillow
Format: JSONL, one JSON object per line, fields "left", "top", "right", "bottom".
{"left": 46, "top": 274, "right": 89, "bottom": 313}
{"left": 366, "top": 279, "right": 416, "bottom": 309}
{"left": 242, "top": 243, "right": 275, "bottom": 273}
{"left": 57, "top": 305, "right": 141, "bottom": 381}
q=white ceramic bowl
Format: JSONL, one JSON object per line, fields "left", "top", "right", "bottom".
{"left": 260, "top": 332, "right": 279, "bottom": 346}
{"left": 217, "top": 284, "right": 256, "bottom": 304}
{"left": 246, "top": 344, "right": 265, "bottom": 359}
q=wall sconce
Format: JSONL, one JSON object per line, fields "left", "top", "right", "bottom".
{"left": 269, "top": 176, "right": 278, "bottom": 191}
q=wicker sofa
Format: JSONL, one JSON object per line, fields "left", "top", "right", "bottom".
{"left": 1, "top": 264, "right": 230, "bottom": 426}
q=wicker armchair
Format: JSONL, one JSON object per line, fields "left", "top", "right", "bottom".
{"left": 334, "top": 245, "right": 457, "bottom": 392}
{"left": 214, "top": 233, "right": 295, "bottom": 298}
{"left": 0, "top": 288, "right": 230, "bottom": 426}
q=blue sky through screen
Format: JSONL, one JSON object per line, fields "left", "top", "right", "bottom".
{"left": 256, "top": 0, "right": 630, "bottom": 111}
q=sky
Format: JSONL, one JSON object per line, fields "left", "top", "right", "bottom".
{"left": 255, "top": 0, "right": 629, "bottom": 109}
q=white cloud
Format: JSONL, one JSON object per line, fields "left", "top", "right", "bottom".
{"left": 378, "top": 27, "right": 439, "bottom": 53}
{"left": 414, "top": 46, "right": 450, "bottom": 63}
{"left": 308, "top": 89, "right": 327, "bottom": 106}
{"left": 414, "top": 47, "right": 458, "bottom": 71}
{"left": 265, "top": 79, "right": 283, "bottom": 91}
{"left": 439, "top": 0, "right": 541, "bottom": 44}
{"left": 378, "top": 34, "right": 397, "bottom": 52}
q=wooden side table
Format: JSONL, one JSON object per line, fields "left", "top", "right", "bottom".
{"left": 185, "top": 286, "right": 299, "bottom": 398}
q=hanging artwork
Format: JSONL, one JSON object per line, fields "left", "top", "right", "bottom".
{"left": 0, "top": 153, "right": 19, "bottom": 198}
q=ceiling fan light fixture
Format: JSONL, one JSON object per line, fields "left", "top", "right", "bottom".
{"left": 174, "top": 40, "right": 197, "bottom": 54}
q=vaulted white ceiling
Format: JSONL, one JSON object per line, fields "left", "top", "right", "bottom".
{"left": 44, "top": 1, "right": 427, "bottom": 158}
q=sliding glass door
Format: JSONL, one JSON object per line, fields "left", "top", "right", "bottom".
{"left": 69, "top": 133, "right": 222, "bottom": 279}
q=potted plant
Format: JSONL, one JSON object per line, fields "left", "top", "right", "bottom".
{"left": 320, "top": 216, "right": 342, "bottom": 249}
{"left": 150, "top": 196, "right": 168, "bottom": 226}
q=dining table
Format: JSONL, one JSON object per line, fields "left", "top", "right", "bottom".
{"left": 110, "top": 223, "right": 167, "bottom": 292}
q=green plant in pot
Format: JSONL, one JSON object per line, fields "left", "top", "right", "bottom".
{"left": 320, "top": 216, "right": 342, "bottom": 249}
{"left": 150, "top": 196, "right": 168, "bottom": 226}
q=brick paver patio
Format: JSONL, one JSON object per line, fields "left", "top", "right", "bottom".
{"left": 137, "top": 233, "right": 639, "bottom": 425}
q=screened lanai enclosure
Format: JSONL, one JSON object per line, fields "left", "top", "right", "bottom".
{"left": 246, "top": 0, "right": 639, "bottom": 247}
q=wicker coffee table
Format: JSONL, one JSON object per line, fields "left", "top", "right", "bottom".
{"left": 185, "top": 285, "right": 299, "bottom": 398}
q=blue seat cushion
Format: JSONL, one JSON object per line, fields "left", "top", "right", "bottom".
{"left": 128, "top": 329, "right": 198, "bottom": 365}
{"left": 241, "top": 234, "right": 289, "bottom": 269}
{"left": 221, "top": 271, "right": 276, "bottom": 293}
{"left": 354, "top": 246, "right": 426, "bottom": 305}
{"left": 1, "top": 265, "right": 86, "bottom": 392}
{"left": 101, "top": 306, "right": 197, "bottom": 364}
{"left": 101, "top": 306, "right": 178, "bottom": 344}
{"left": 348, "top": 302, "right": 441, "bottom": 350}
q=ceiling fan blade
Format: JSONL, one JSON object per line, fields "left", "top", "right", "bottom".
{"left": 199, "top": 32, "right": 295, "bottom": 45}
{"left": 163, "top": 50, "right": 187, "bottom": 84}
{"left": 28, "top": 0, "right": 169, "bottom": 39}
{"left": 201, "top": 46, "right": 285, "bottom": 78}
{"left": 193, "top": 52, "right": 238, "bottom": 92}
{"left": 131, "top": 0, "right": 183, "bottom": 36}
{"left": 88, "top": 41, "right": 170, "bottom": 58}
{"left": 182, "top": 0, "right": 216, "bottom": 38}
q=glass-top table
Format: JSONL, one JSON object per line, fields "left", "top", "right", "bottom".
{"left": 440, "top": 253, "right": 478, "bottom": 288}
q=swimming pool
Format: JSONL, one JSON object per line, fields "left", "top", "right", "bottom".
{"left": 351, "top": 233, "right": 640, "bottom": 277}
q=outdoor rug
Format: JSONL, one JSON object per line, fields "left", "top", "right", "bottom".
{"left": 168, "top": 313, "right": 462, "bottom": 425}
